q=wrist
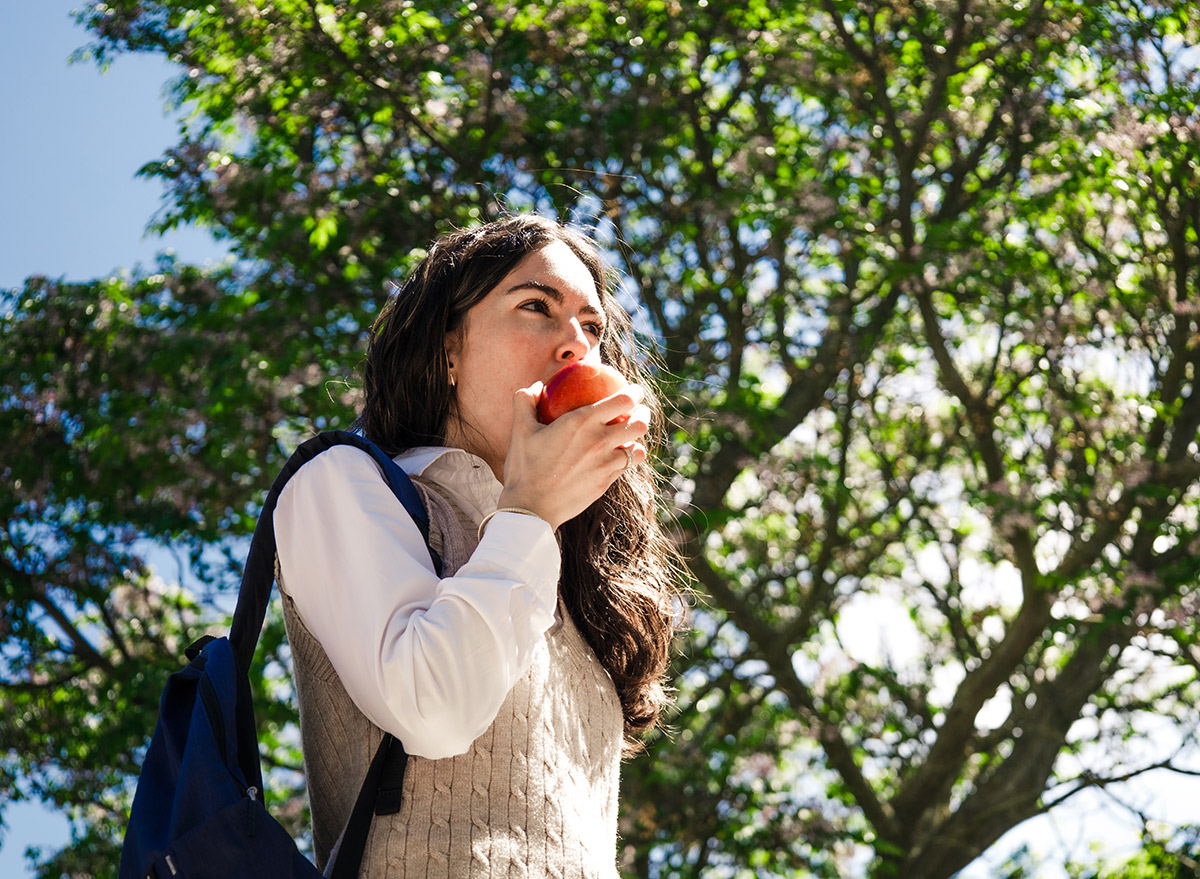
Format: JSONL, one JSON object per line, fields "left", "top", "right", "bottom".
{"left": 477, "top": 506, "right": 550, "bottom": 540}
{"left": 496, "top": 488, "right": 557, "bottom": 527}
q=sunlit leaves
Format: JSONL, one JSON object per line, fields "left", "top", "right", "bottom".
{"left": 6, "top": 1, "right": 1200, "bottom": 878}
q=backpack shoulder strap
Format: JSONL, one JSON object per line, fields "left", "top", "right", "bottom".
{"left": 182, "top": 431, "right": 428, "bottom": 879}
{"left": 227, "top": 430, "right": 443, "bottom": 676}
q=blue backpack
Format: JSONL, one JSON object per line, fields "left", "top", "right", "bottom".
{"left": 119, "top": 431, "right": 441, "bottom": 879}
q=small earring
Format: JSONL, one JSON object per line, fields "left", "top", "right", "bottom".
{"left": 448, "top": 372, "right": 457, "bottom": 388}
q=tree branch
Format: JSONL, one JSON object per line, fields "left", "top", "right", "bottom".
{"left": 683, "top": 542, "right": 901, "bottom": 840}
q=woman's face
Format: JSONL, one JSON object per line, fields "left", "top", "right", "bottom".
{"left": 444, "top": 240, "right": 607, "bottom": 479}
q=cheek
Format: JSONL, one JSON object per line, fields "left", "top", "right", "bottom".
{"left": 583, "top": 333, "right": 611, "bottom": 364}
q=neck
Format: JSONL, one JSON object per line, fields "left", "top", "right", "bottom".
{"left": 443, "top": 419, "right": 505, "bottom": 483}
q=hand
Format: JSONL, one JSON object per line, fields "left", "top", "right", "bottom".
{"left": 496, "top": 381, "right": 650, "bottom": 529}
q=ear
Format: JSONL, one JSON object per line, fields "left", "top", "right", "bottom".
{"left": 444, "top": 326, "right": 463, "bottom": 369}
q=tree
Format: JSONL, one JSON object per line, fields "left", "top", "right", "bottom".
{"left": 3, "top": 1, "right": 1199, "bottom": 877}
{"left": 1070, "top": 825, "right": 1200, "bottom": 879}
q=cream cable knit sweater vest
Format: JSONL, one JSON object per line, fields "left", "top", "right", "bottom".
{"left": 279, "top": 475, "right": 624, "bottom": 878}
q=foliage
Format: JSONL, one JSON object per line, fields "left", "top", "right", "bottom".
{"left": 1069, "top": 825, "right": 1200, "bottom": 879}
{"left": 3, "top": 1, "right": 1200, "bottom": 878}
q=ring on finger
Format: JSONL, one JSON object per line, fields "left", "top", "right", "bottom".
{"left": 623, "top": 446, "right": 634, "bottom": 470}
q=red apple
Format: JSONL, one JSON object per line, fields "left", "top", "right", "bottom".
{"left": 536, "top": 362, "right": 629, "bottom": 424}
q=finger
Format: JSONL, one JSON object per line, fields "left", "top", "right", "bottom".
{"left": 591, "top": 386, "right": 645, "bottom": 424}
{"left": 597, "top": 404, "right": 651, "bottom": 439}
{"left": 618, "top": 404, "right": 652, "bottom": 436}
{"left": 517, "top": 380, "right": 544, "bottom": 403}
{"left": 614, "top": 441, "right": 647, "bottom": 474}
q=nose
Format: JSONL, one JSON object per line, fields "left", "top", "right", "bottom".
{"left": 555, "top": 318, "right": 592, "bottom": 362}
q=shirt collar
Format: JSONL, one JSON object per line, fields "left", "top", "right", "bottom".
{"left": 394, "top": 446, "right": 502, "bottom": 523}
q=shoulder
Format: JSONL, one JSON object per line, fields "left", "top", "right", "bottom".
{"left": 276, "top": 443, "right": 403, "bottom": 518}
{"left": 278, "top": 442, "right": 375, "bottom": 493}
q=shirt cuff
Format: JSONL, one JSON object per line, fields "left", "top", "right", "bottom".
{"left": 457, "top": 510, "right": 561, "bottom": 617}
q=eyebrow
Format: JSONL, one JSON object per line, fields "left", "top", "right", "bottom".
{"left": 506, "top": 281, "right": 606, "bottom": 321}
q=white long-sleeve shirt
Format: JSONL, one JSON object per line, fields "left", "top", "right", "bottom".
{"left": 273, "top": 443, "right": 561, "bottom": 759}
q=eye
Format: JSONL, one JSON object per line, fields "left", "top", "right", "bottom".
{"left": 583, "top": 320, "right": 605, "bottom": 339}
{"left": 519, "top": 298, "right": 551, "bottom": 315}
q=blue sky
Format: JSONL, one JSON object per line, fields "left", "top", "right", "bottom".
{"left": 0, "top": 1, "right": 226, "bottom": 292}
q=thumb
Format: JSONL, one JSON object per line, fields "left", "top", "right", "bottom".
{"left": 511, "top": 381, "right": 544, "bottom": 429}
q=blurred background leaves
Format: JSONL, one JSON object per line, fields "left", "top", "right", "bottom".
{"left": 3, "top": 1, "right": 1200, "bottom": 877}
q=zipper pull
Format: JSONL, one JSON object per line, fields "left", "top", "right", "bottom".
{"left": 246, "top": 786, "right": 258, "bottom": 836}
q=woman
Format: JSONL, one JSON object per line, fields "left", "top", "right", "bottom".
{"left": 274, "top": 214, "right": 684, "bottom": 878}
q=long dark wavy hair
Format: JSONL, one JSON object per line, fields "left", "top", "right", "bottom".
{"left": 356, "top": 214, "right": 685, "bottom": 748}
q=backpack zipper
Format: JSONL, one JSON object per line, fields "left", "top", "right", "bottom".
{"left": 246, "top": 785, "right": 258, "bottom": 836}
{"left": 197, "top": 670, "right": 264, "bottom": 838}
